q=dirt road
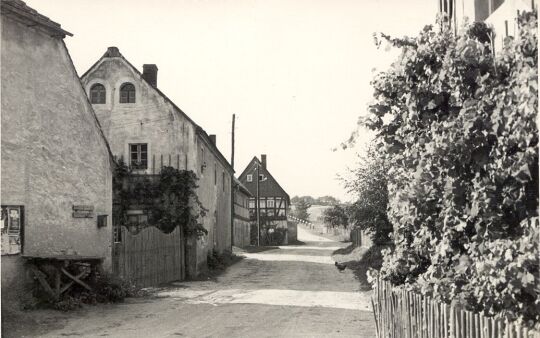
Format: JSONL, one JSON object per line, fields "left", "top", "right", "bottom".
{"left": 21, "top": 226, "right": 376, "bottom": 337}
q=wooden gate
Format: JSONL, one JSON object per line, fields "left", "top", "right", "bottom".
{"left": 112, "top": 226, "right": 185, "bottom": 287}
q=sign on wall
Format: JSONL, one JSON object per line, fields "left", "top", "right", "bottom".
{"left": 72, "top": 205, "right": 94, "bottom": 218}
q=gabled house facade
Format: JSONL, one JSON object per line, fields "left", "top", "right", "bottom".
{"left": 1, "top": 0, "right": 113, "bottom": 303}
{"left": 80, "top": 47, "right": 234, "bottom": 276}
{"left": 238, "top": 155, "right": 292, "bottom": 244}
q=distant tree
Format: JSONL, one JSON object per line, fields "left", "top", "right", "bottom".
{"left": 343, "top": 145, "right": 392, "bottom": 245}
{"left": 322, "top": 204, "right": 349, "bottom": 228}
{"left": 315, "top": 196, "right": 341, "bottom": 206}
{"left": 292, "top": 195, "right": 340, "bottom": 206}
{"left": 293, "top": 198, "right": 311, "bottom": 220}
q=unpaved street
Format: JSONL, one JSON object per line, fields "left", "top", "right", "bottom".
{"left": 33, "top": 226, "right": 375, "bottom": 337}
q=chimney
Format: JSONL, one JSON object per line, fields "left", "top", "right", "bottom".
{"left": 104, "top": 46, "right": 121, "bottom": 57}
{"left": 261, "top": 154, "right": 267, "bottom": 169}
{"left": 142, "top": 64, "right": 158, "bottom": 87}
{"left": 209, "top": 134, "right": 216, "bottom": 145}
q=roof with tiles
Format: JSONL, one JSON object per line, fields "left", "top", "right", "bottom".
{"left": 1, "top": 0, "right": 72, "bottom": 38}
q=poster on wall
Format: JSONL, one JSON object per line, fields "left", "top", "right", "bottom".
{"left": 1, "top": 206, "right": 22, "bottom": 255}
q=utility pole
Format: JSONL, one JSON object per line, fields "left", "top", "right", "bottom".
{"left": 256, "top": 163, "right": 260, "bottom": 246}
{"left": 230, "top": 114, "right": 236, "bottom": 249}
{"left": 231, "top": 114, "right": 235, "bottom": 170}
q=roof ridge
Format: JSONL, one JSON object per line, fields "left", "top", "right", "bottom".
{"left": 80, "top": 47, "right": 234, "bottom": 173}
{"left": 1, "top": 0, "right": 72, "bottom": 37}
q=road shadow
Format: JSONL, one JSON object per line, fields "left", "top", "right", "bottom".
{"left": 287, "top": 240, "right": 307, "bottom": 246}
{"left": 242, "top": 246, "right": 280, "bottom": 253}
{"left": 332, "top": 244, "right": 357, "bottom": 256}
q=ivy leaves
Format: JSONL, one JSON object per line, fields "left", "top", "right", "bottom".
{"left": 362, "top": 11, "right": 539, "bottom": 325}
{"left": 113, "top": 162, "right": 208, "bottom": 237}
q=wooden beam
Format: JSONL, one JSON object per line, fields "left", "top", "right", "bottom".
{"left": 60, "top": 267, "right": 92, "bottom": 291}
{"left": 28, "top": 264, "right": 56, "bottom": 300}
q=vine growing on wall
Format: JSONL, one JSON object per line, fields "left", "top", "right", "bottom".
{"left": 358, "top": 11, "right": 538, "bottom": 326}
{"left": 113, "top": 158, "right": 208, "bottom": 236}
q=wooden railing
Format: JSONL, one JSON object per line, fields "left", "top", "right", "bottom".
{"left": 372, "top": 278, "right": 539, "bottom": 338}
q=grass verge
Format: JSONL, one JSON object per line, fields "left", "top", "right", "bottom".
{"left": 332, "top": 244, "right": 388, "bottom": 291}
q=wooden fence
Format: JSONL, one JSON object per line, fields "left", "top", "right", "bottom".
{"left": 326, "top": 226, "right": 350, "bottom": 242}
{"left": 112, "top": 226, "right": 185, "bottom": 287}
{"left": 372, "top": 278, "right": 539, "bottom": 338}
{"left": 350, "top": 228, "right": 374, "bottom": 248}
{"left": 233, "top": 222, "right": 250, "bottom": 248}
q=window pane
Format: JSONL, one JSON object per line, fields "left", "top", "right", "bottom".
{"left": 248, "top": 201, "right": 255, "bottom": 208}
{"left": 247, "top": 175, "right": 252, "bottom": 182}
{"left": 267, "top": 199, "right": 275, "bottom": 208}
{"left": 120, "top": 83, "right": 135, "bottom": 103}
{"left": 259, "top": 200, "right": 266, "bottom": 208}
{"left": 90, "top": 84, "right": 106, "bottom": 104}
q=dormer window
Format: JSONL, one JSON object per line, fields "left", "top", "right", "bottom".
{"left": 120, "top": 83, "right": 136, "bottom": 103}
{"left": 90, "top": 83, "right": 106, "bottom": 104}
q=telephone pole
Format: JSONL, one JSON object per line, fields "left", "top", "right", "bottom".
{"left": 231, "top": 114, "right": 235, "bottom": 170}
{"left": 256, "top": 163, "right": 260, "bottom": 246}
{"left": 230, "top": 114, "right": 236, "bottom": 249}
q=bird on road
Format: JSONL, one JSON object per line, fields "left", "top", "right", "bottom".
{"left": 335, "top": 261, "right": 346, "bottom": 272}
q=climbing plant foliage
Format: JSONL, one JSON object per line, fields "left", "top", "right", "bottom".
{"left": 113, "top": 158, "right": 208, "bottom": 236}
{"left": 361, "top": 12, "right": 538, "bottom": 325}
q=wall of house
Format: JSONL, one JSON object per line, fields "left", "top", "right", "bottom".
{"left": 233, "top": 189, "right": 251, "bottom": 248}
{"left": 1, "top": 15, "right": 113, "bottom": 295}
{"left": 194, "top": 136, "right": 232, "bottom": 270}
{"left": 81, "top": 55, "right": 233, "bottom": 277}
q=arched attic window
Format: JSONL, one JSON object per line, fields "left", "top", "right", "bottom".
{"left": 119, "top": 83, "right": 136, "bottom": 103}
{"left": 89, "top": 83, "right": 106, "bottom": 104}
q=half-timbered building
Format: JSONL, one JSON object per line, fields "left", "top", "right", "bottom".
{"left": 238, "top": 155, "right": 292, "bottom": 244}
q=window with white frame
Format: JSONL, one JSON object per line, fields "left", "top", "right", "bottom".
{"left": 129, "top": 143, "right": 148, "bottom": 169}
{"left": 247, "top": 174, "right": 253, "bottom": 182}
{"left": 267, "top": 198, "right": 275, "bottom": 208}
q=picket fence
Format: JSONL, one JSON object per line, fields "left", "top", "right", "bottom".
{"left": 372, "top": 278, "right": 539, "bottom": 338}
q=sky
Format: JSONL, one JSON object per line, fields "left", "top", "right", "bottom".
{"left": 25, "top": 0, "right": 437, "bottom": 201}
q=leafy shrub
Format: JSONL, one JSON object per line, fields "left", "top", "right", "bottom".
{"left": 359, "top": 11, "right": 538, "bottom": 325}
{"left": 207, "top": 250, "right": 241, "bottom": 272}
{"left": 53, "top": 296, "right": 83, "bottom": 312}
{"left": 266, "top": 227, "right": 287, "bottom": 246}
{"left": 92, "top": 273, "right": 137, "bottom": 303}
{"left": 46, "top": 272, "right": 138, "bottom": 311}
{"left": 207, "top": 250, "right": 225, "bottom": 271}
